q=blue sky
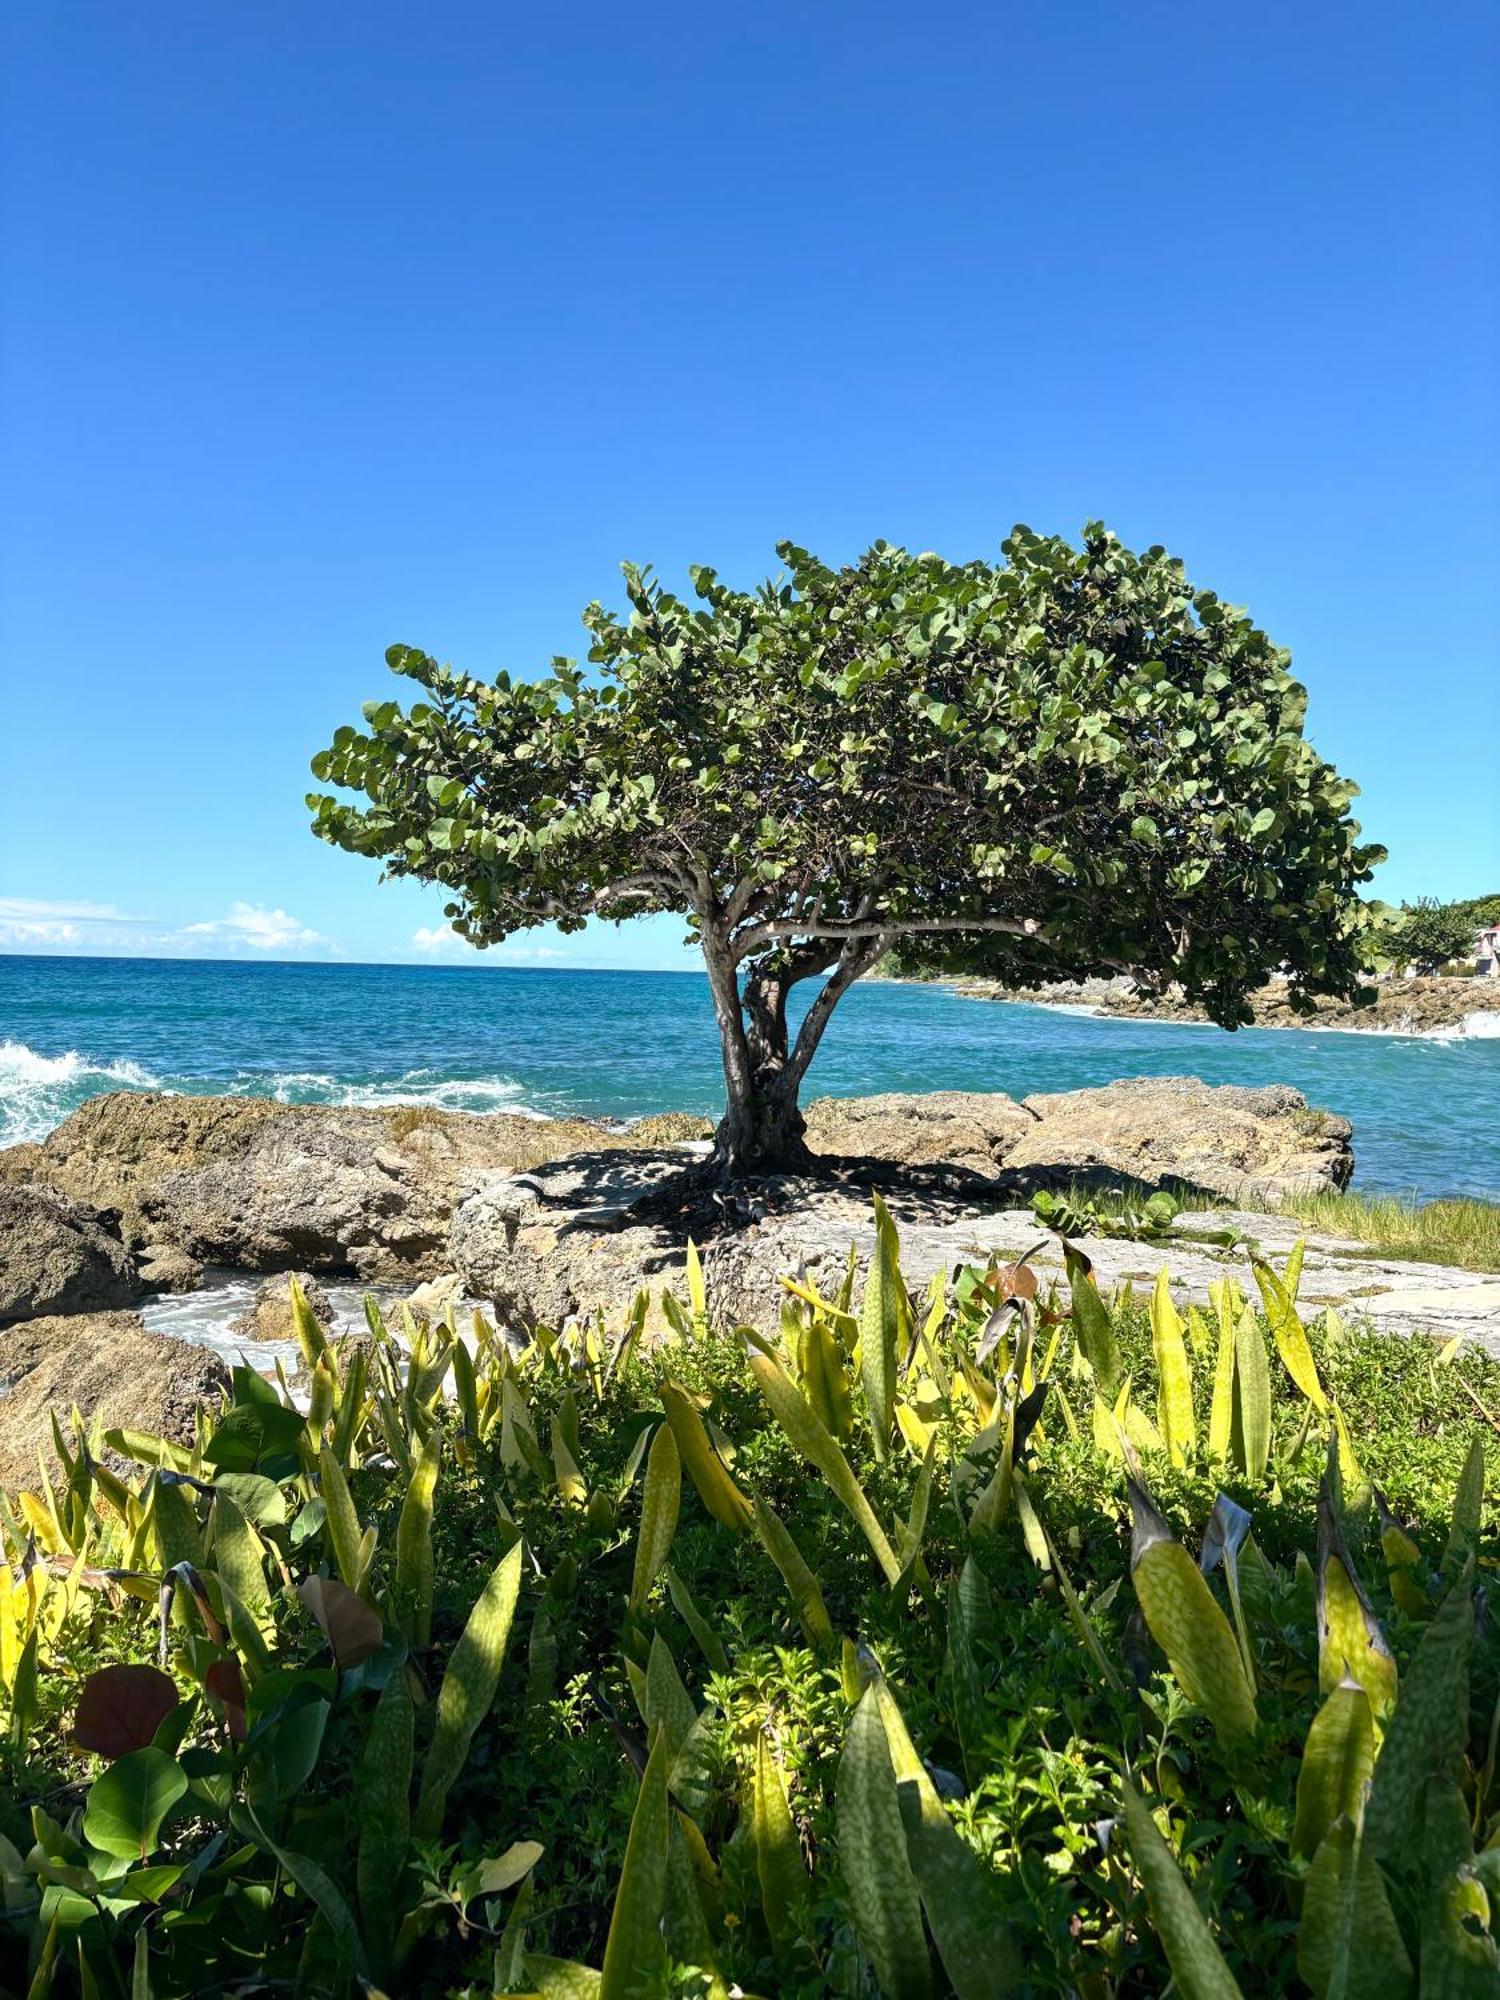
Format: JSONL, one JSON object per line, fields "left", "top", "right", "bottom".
{"left": 2, "top": 1, "right": 1496, "bottom": 970}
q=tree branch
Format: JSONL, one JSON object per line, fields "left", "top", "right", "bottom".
{"left": 784, "top": 934, "right": 889, "bottom": 1091}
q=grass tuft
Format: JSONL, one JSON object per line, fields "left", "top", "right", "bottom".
{"left": 1279, "top": 1186, "right": 1500, "bottom": 1272}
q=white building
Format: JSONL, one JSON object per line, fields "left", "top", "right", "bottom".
{"left": 1478, "top": 923, "right": 1500, "bottom": 979}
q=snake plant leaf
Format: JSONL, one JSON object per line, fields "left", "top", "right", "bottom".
{"left": 1150, "top": 1270, "right": 1195, "bottom": 1464}
{"left": 233, "top": 1803, "right": 369, "bottom": 1983}
{"left": 1231, "top": 1307, "right": 1271, "bottom": 1481}
{"left": 523, "top": 1956, "right": 603, "bottom": 1998}
{"left": 316, "top": 1447, "right": 368, "bottom": 1593}
{"left": 860, "top": 1194, "right": 902, "bottom": 1459}
{"left": 893, "top": 1435, "right": 936, "bottom": 1594}
{"left": 1251, "top": 1252, "right": 1328, "bottom": 1413}
{"left": 288, "top": 1277, "right": 331, "bottom": 1370}
{"left": 1128, "top": 1473, "right": 1257, "bottom": 1742}
{"left": 1418, "top": 1775, "right": 1500, "bottom": 1994}
{"left": 394, "top": 1429, "right": 441, "bottom": 1649}
{"left": 1121, "top": 1778, "right": 1244, "bottom": 2000}
{"left": 664, "top": 1813, "right": 729, "bottom": 2000}
{"left": 1316, "top": 1483, "right": 1397, "bottom": 1719}
{"left": 945, "top": 1558, "right": 989, "bottom": 1787}
{"left": 149, "top": 1473, "right": 204, "bottom": 1572}
{"left": 629, "top": 1421, "right": 681, "bottom": 1614}
{"left": 212, "top": 1491, "right": 273, "bottom": 1636}
{"left": 1375, "top": 1490, "right": 1429, "bottom": 1619}
{"left": 751, "top": 1495, "right": 834, "bottom": 1651}
{"left": 1296, "top": 1815, "right": 1412, "bottom": 2000}
{"left": 1443, "top": 1435, "right": 1484, "bottom": 1579}
{"left": 746, "top": 1337, "right": 902, "bottom": 1583}
{"left": 414, "top": 1539, "right": 524, "bottom": 1838}
{"left": 1365, "top": 1564, "right": 1474, "bottom": 1868}
{"left": 643, "top": 1635, "right": 697, "bottom": 1768}
{"left": 1064, "top": 1241, "right": 1123, "bottom": 1397}
{"left": 752, "top": 1729, "right": 807, "bottom": 1948}
{"left": 1207, "top": 1285, "right": 1238, "bottom": 1463}
{"left": 800, "top": 1310, "right": 854, "bottom": 1440}
{"left": 1332, "top": 1403, "right": 1373, "bottom": 1520}
{"left": 356, "top": 1662, "right": 413, "bottom": 1980}
{"left": 658, "top": 1381, "right": 753, "bottom": 1533}
{"left": 875, "top": 1677, "right": 1019, "bottom": 1996}
{"left": 838, "top": 1685, "right": 932, "bottom": 1999}
{"left": 663, "top": 1565, "right": 730, "bottom": 1673}
{"left": 600, "top": 1725, "right": 671, "bottom": 2000}
{"left": 1292, "top": 1680, "right": 1376, "bottom": 1860}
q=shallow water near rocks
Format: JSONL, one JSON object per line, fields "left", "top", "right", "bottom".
{"left": 3, "top": 954, "right": 1498, "bottom": 1200}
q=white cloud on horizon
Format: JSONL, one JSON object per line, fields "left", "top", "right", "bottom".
{"left": 182, "top": 902, "right": 330, "bottom": 952}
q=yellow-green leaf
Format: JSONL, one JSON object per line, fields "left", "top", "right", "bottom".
{"left": 752, "top": 1731, "right": 806, "bottom": 1948}
{"left": 1150, "top": 1271, "right": 1195, "bottom": 1465}
{"left": 1292, "top": 1681, "right": 1375, "bottom": 1861}
{"left": 658, "top": 1382, "right": 753, "bottom": 1534}
{"left": 600, "top": 1725, "right": 671, "bottom": 2000}
{"left": 415, "top": 1540, "right": 523, "bottom": 1838}
{"left": 629, "top": 1422, "right": 681, "bottom": 1614}
{"left": 1231, "top": 1308, "right": 1270, "bottom": 1481}
{"left": 838, "top": 1686, "right": 932, "bottom": 1999}
{"left": 859, "top": 1194, "right": 902, "bottom": 1459}
{"left": 395, "top": 1430, "right": 441, "bottom": 1649}
{"left": 1122, "top": 1780, "right": 1243, "bottom": 1999}
{"left": 1252, "top": 1252, "right": 1327, "bottom": 1413}
{"left": 751, "top": 1496, "right": 834, "bottom": 1651}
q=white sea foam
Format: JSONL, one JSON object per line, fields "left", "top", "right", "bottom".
{"left": 234, "top": 1067, "right": 554, "bottom": 1118}
{"left": 0, "top": 1039, "right": 159, "bottom": 1145}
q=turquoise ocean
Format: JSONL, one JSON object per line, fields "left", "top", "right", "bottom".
{"left": 2, "top": 955, "right": 1498, "bottom": 1202}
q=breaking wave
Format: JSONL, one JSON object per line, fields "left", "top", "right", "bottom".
{"left": 0, "top": 1040, "right": 160, "bottom": 1146}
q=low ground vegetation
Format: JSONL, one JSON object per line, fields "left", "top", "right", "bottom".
{"left": 2, "top": 1222, "right": 1497, "bottom": 1996}
{"left": 1280, "top": 1189, "right": 1500, "bottom": 1274}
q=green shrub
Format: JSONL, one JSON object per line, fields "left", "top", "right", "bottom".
{"left": 1, "top": 1242, "right": 1496, "bottom": 1995}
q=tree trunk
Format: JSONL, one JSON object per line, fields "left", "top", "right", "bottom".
{"left": 698, "top": 923, "right": 887, "bottom": 1180}
{"left": 712, "top": 1068, "right": 816, "bottom": 1178}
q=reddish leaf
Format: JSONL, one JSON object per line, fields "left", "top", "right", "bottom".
{"left": 204, "top": 1659, "right": 248, "bottom": 1741}
{"left": 73, "top": 1664, "right": 180, "bottom": 1759}
{"left": 298, "top": 1574, "right": 383, "bottom": 1669}
{"left": 999, "top": 1261, "right": 1039, "bottom": 1301}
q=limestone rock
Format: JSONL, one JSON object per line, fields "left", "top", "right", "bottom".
{"left": 1009, "top": 1076, "right": 1352, "bottom": 1203}
{"left": 137, "top": 1243, "right": 205, "bottom": 1293}
{"left": 0, "top": 1183, "right": 144, "bottom": 1326}
{"left": 803, "top": 1090, "right": 1032, "bottom": 1175}
{"left": 229, "top": 1272, "right": 335, "bottom": 1348}
{"left": 0, "top": 1312, "right": 228, "bottom": 1487}
{"left": 0, "top": 1091, "right": 638, "bottom": 1281}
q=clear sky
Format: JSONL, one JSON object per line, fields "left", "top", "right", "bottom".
{"left": 2, "top": 1, "right": 1496, "bottom": 969}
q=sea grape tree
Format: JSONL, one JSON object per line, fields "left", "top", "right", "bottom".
{"left": 309, "top": 525, "right": 1382, "bottom": 1175}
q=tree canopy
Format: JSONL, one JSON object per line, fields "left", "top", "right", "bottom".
{"left": 310, "top": 525, "right": 1383, "bottom": 1173}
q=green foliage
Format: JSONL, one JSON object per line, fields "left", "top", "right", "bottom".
{"left": 2, "top": 1236, "right": 1497, "bottom": 1996}
{"left": 1033, "top": 1180, "right": 1183, "bottom": 1242}
{"left": 309, "top": 527, "right": 1383, "bottom": 1166}
{"left": 1382, "top": 897, "right": 1483, "bottom": 973}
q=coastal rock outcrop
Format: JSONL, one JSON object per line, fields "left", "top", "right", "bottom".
{"left": 0, "top": 1092, "right": 641, "bottom": 1282}
{"left": 229, "top": 1271, "right": 335, "bottom": 1348}
{"left": 1008, "top": 1077, "right": 1353, "bottom": 1203}
{"left": 0, "top": 1312, "right": 229, "bottom": 1487}
{"left": 0, "top": 1183, "right": 145, "bottom": 1326}
{"left": 803, "top": 1090, "right": 1034, "bottom": 1175}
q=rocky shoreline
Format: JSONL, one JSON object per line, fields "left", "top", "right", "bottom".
{"left": 3, "top": 1077, "right": 1498, "bottom": 1479}
{"left": 945, "top": 972, "right": 1500, "bottom": 1039}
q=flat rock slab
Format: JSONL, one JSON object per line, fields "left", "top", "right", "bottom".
{"left": 450, "top": 1151, "right": 1500, "bottom": 1355}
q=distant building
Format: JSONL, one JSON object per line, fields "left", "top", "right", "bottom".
{"left": 1478, "top": 923, "right": 1500, "bottom": 979}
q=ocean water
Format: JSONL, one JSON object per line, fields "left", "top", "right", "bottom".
{"left": 1, "top": 954, "right": 1498, "bottom": 1201}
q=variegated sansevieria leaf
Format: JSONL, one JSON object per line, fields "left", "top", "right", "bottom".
{"left": 356, "top": 1662, "right": 413, "bottom": 1980}
{"left": 394, "top": 1429, "right": 440, "bottom": 1649}
{"left": 837, "top": 1685, "right": 932, "bottom": 1998}
{"left": 1063, "top": 1241, "right": 1123, "bottom": 1397}
{"left": 1364, "top": 1563, "right": 1474, "bottom": 1867}
{"left": 745, "top": 1335, "right": 902, "bottom": 1584}
{"left": 1207, "top": 1282, "right": 1238, "bottom": 1464}
{"left": 799, "top": 1310, "right": 854, "bottom": 1440}
{"left": 414, "top": 1539, "right": 523, "bottom": 1839}
{"left": 859, "top": 1194, "right": 902, "bottom": 1459}
{"left": 1122, "top": 1779, "right": 1243, "bottom": 1999}
{"left": 658, "top": 1381, "right": 753, "bottom": 1534}
{"left": 1251, "top": 1250, "right": 1328, "bottom": 1413}
{"left": 1231, "top": 1308, "right": 1271, "bottom": 1482}
{"left": 628, "top": 1421, "right": 680, "bottom": 1614}
{"left": 599, "top": 1724, "right": 671, "bottom": 2000}
{"left": 1376, "top": 1491, "right": 1428, "bottom": 1619}
{"left": 289, "top": 1276, "right": 331, "bottom": 1369}
{"left": 1316, "top": 1484, "right": 1397, "bottom": 1720}
{"left": 752, "top": 1729, "right": 807, "bottom": 1948}
{"left": 750, "top": 1494, "right": 835, "bottom": 1651}
{"left": 1291, "top": 1679, "right": 1375, "bottom": 1860}
{"left": 1296, "top": 1815, "right": 1412, "bottom": 2000}
{"left": 874, "top": 1676, "right": 1019, "bottom": 1997}
{"left": 1443, "top": 1434, "right": 1484, "bottom": 1578}
{"left": 1128, "top": 1474, "right": 1257, "bottom": 1742}
{"left": 318, "top": 1447, "right": 369, "bottom": 1594}
{"left": 1150, "top": 1270, "right": 1195, "bottom": 1465}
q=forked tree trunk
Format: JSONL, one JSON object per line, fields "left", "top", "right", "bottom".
{"left": 698, "top": 918, "right": 885, "bottom": 1180}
